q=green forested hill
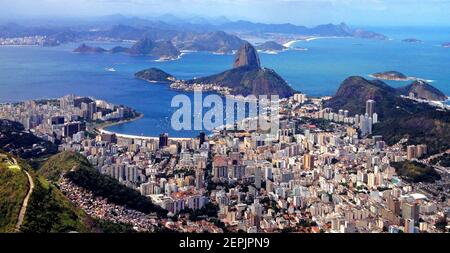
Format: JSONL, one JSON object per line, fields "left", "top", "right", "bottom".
{"left": 0, "top": 153, "right": 29, "bottom": 232}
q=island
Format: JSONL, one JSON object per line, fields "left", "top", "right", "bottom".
{"left": 402, "top": 38, "right": 423, "bottom": 43}
{"left": 442, "top": 43, "right": 450, "bottom": 48}
{"left": 135, "top": 68, "right": 176, "bottom": 83}
{"left": 256, "top": 41, "right": 288, "bottom": 53}
{"left": 74, "top": 44, "right": 107, "bottom": 54}
{"left": 370, "top": 71, "right": 411, "bottom": 81}
{"left": 73, "top": 38, "right": 181, "bottom": 61}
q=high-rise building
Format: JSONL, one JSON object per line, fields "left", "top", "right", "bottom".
{"left": 388, "top": 196, "right": 401, "bottom": 215}
{"left": 254, "top": 167, "right": 262, "bottom": 189}
{"left": 416, "top": 144, "right": 428, "bottom": 158}
{"left": 199, "top": 132, "right": 206, "bottom": 146}
{"left": 195, "top": 169, "right": 205, "bottom": 190}
{"left": 367, "top": 173, "right": 375, "bottom": 189}
{"left": 366, "top": 100, "right": 376, "bottom": 117}
{"left": 213, "top": 155, "right": 228, "bottom": 179}
{"left": 407, "top": 145, "right": 417, "bottom": 160}
{"left": 159, "top": 133, "right": 169, "bottom": 148}
{"left": 98, "top": 133, "right": 117, "bottom": 144}
{"left": 402, "top": 202, "right": 419, "bottom": 222}
{"left": 372, "top": 113, "right": 378, "bottom": 124}
{"left": 303, "top": 153, "right": 314, "bottom": 170}
{"left": 50, "top": 116, "right": 65, "bottom": 125}
{"left": 63, "top": 122, "right": 86, "bottom": 138}
{"left": 81, "top": 101, "right": 97, "bottom": 121}
{"left": 404, "top": 219, "right": 415, "bottom": 233}
{"left": 265, "top": 167, "right": 273, "bottom": 180}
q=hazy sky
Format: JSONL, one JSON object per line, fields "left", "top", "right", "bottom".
{"left": 1, "top": 0, "right": 449, "bottom": 26}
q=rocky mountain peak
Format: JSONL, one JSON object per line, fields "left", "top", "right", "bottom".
{"left": 233, "top": 42, "right": 261, "bottom": 69}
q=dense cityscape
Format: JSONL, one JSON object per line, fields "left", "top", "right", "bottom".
{"left": 1, "top": 5, "right": 450, "bottom": 251}
{"left": 1, "top": 92, "right": 448, "bottom": 233}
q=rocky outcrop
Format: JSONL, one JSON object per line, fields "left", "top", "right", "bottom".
{"left": 233, "top": 42, "right": 261, "bottom": 69}
{"left": 73, "top": 44, "right": 107, "bottom": 53}
{"left": 397, "top": 80, "right": 448, "bottom": 101}
{"left": 182, "top": 43, "right": 295, "bottom": 98}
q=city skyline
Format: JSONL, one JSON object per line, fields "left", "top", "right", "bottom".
{"left": 0, "top": 0, "right": 448, "bottom": 239}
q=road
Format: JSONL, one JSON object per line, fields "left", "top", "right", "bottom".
{"left": 13, "top": 158, "right": 35, "bottom": 232}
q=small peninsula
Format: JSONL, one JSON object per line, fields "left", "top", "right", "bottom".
{"left": 442, "top": 43, "right": 450, "bottom": 48}
{"left": 135, "top": 68, "right": 176, "bottom": 83}
{"left": 397, "top": 80, "right": 448, "bottom": 101}
{"left": 256, "top": 41, "right": 288, "bottom": 53}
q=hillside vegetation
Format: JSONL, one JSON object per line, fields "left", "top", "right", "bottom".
{"left": 0, "top": 154, "right": 29, "bottom": 232}
{"left": 40, "top": 152, "right": 168, "bottom": 218}
{"left": 21, "top": 175, "right": 97, "bottom": 233}
{"left": 325, "top": 76, "right": 450, "bottom": 155}
{"left": 391, "top": 161, "right": 441, "bottom": 183}
{"left": 0, "top": 119, "right": 58, "bottom": 160}
{"left": 39, "top": 151, "right": 92, "bottom": 182}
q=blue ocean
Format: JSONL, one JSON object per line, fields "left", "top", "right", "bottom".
{"left": 0, "top": 27, "right": 449, "bottom": 137}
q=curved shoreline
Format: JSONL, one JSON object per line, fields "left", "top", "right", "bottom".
{"left": 94, "top": 114, "right": 193, "bottom": 141}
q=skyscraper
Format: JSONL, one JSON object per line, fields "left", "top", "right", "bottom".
{"left": 407, "top": 145, "right": 417, "bottom": 160}
{"left": 402, "top": 202, "right": 419, "bottom": 222}
{"left": 366, "top": 100, "right": 376, "bottom": 117}
{"left": 254, "top": 167, "right": 262, "bottom": 189}
{"left": 303, "top": 153, "right": 314, "bottom": 170}
{"left": 388, "top": 196, "right": 401, "bottom": 215}
{"left": 199, "top": 132, "right": 206, "bottom": 146}
{"left": 416, "top": 144, "right": 428, "bottom": 158}
{"left": 159, "top": 133, "right": 169, "bottom": 148}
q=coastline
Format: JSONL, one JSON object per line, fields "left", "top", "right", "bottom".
{"left": 368, "top": 74, "right": 435, "bottom": 83}
{"left": 283, "top": 36, "right": 350, "bottom": 48}
{"left": 94, "top": 114, "right": 193, "bottom": 141}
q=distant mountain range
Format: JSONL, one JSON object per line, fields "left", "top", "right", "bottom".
{"left": 215, "top": 21, "right": 387, "bottom": 40}
{"left": 325, "top": 76, "right": 449, "bottom": 154}
{"left": 1, "top": 17, "right": 388, "bottom": 50}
